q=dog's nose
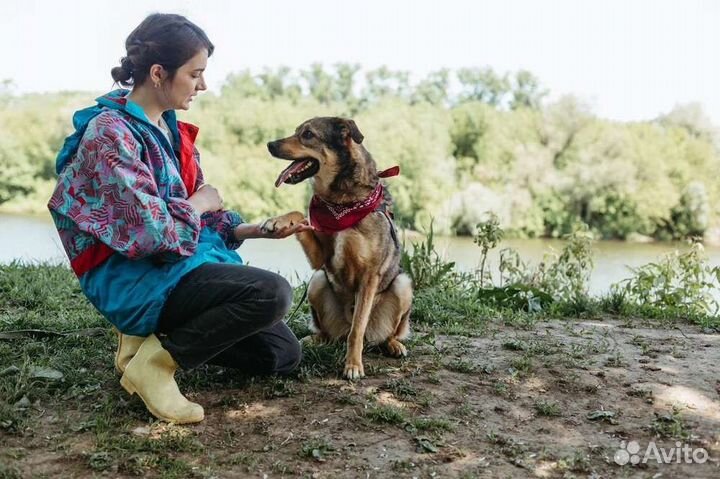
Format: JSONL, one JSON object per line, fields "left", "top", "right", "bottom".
{"left": 267, "top": 141, "right": 278, "bottom": 156}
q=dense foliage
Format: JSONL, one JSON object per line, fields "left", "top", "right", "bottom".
{"left": 1, "top": 67, "right": 718, "bottom": 241}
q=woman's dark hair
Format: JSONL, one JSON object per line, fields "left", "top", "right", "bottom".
{"left": 111, "top": 13, "right": 214, "bottom": 87}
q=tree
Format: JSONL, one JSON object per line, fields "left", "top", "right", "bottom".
{"left": 301, "top": 63, "right": 335, "bottom": 104}
{"left": 362, "top": 67, "right": 411, "bottom": 104}
{"left": 510, "top": 70, "right": 548, "bottom": 110}
{"left": 449, "top": 101, "right": 490, "bottom": 161}
{"left": 412, "top": 69, "right": 450, "bottom": 106}
{"left": 456, "top": 67, "right": 510, "bottom": 106}
{"left": 221, "top": 70, "right": 263, "bottom": 100}
{"left": 658, "top": 103, "right": 719, "bottom": 147}
{"left": 540, "top": 96, "right": 593, "bottom": 168}
{"left": 256, "top": 67, "right": 301, "bottom": 101}
{"left": 334, "top": 63, "right": 361, "bottom": 103}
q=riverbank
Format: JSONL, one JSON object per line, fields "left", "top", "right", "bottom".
{"left": 1, "top": 263, "right": 719, "bottom": 478}
{"left": 5, "top": 212, "right": 720, "bottom": 299}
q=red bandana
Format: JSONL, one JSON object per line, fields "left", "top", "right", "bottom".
{"left": 308, "top": 166, "right": 400, "bottom": 233}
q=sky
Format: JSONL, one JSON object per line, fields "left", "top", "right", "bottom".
{"left": 1, "top": 0, "right": 718, "bottom": 124}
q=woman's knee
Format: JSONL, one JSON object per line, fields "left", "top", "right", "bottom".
{"left": 256, "top": 274, "right": 293, "bottom": 325}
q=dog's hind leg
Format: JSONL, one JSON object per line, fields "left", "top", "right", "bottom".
{"left": 306, "top": 270, "right": 351, "bottom": 343}
{"left": 386, "top": 306, "right": 411, "bottom": 357}
{"left": 366, "top": 273, "right": 413, "bottom": 358}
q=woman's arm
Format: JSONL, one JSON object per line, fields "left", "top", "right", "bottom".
{"left": 233, "top": 222, "right": 265, "bottom": 240}
{"left": 233, "top": 218, "right": 313, "bottom": 242}
{"left": 50, "top": 123, "right": 202, "bottom": 260}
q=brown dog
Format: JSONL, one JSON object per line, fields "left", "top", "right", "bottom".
{"left": 265, "top": 117, "right": 413, "bottom": 379}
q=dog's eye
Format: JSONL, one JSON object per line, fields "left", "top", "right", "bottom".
{"left": 301, "top": 130, "right": 315, "bottom": 140}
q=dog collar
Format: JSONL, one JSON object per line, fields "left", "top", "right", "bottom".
{"left": 309, "top": 166, "right": 399, "bottom": 233}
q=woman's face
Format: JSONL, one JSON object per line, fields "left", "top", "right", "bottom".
{"left": 163, "top": 49, "right": 208, "bottom": 110}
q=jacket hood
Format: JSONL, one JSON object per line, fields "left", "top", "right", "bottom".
{"left": 55, "top": 89, "right": 179, "bottom": 174}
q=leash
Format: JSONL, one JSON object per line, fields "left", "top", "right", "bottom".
{"left": 286, "top": 281, "right": 310, "bottom": 323}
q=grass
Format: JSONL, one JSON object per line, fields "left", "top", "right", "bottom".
{"left": 1, "top": 251, "right": 718, "bottom": 477}
{"left": 409, "top": 416, "right": 455, "bottom": 433}
{"left": 0, "top": 263, "right": 352, "bottom": 477}
{"left": 296, "top": 341, "right": 346, "bottom": 380}
{"left": 493, "top": 380, "right": 514, "bottom": 399}
{"left": 509, "top": 354, "right": 534, "bottom": 375}
{"left": 363, "top": 404, "right": 407, "bottom": 425}
{"left": 556, "top": 450, "right": 592, "bottom": 473}
{"left": 381, "top": 378, "right": 418, "bottom": 401}
{"left": 411, "top": 283, "right": 499, "bottom": 336}
{"left": 0, "top": 463, "right": 22, "bottom": 479}
{"left": 445, "top": 357, "right": 478, "bottom": 374}
{"left": 650, "top": 406, "right": 691, "bottom": 440}
{"left": 534, "top": 400, "right": 562, "bottom": 417}
{"left": 299, "top": 438, "right": 335, "bottom": 462}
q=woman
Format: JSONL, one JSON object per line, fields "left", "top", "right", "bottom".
{"left": 48, "top": 13, "right": 310, "bottom": 424}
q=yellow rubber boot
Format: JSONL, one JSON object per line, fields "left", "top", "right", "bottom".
{"left": 113, "top": 328, "right": 146, "bottom": 374}
{"left": 120, "top": 335, "right": 204, "bottom": 424}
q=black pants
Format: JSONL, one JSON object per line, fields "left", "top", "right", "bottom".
{"left": 157, "top": 263, "right": 302, "bottom": 376}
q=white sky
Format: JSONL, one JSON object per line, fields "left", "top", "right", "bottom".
{"left": 1, "top": 0, "right": 718, "bottom": 124}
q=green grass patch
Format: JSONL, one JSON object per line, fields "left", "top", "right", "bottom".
{"left": 363, "top": 404, "right": 407, "bottom": 425}
{"left": 534, "top": 400, "right": 562, "bottom": 417}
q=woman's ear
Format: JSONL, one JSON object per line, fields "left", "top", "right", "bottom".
{"left": 148, "top": 64, "right": 167, "bottom": 87}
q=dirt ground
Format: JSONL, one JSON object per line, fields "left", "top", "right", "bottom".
{"left": 2, "top": 318, "right": 720, "bottom": 478}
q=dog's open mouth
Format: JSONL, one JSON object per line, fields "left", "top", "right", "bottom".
{"left": 274, "top": 158, "right": 320, "bottom": 187}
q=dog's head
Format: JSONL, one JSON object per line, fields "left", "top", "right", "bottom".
{"left": 267, "top": 117, "right": 371, "bottom": 193}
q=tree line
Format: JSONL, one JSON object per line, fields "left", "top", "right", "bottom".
{"left": 1, "top": 65, "right": 718, "bottom": 241}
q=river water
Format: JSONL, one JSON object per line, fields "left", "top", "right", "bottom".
{"left": 3, "top": 213, "right": 719, "bottom": 296}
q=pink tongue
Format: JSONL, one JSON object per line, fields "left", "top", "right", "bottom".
{"left": 275, "top": 159, "right": 311, "bottom": 187}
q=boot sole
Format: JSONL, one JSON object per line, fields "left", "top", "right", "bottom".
{"left": 120, "top": 375, "right": 204, "bottom": 424}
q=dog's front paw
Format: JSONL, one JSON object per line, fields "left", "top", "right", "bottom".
{"left": 343, "top": 360, "right": 365, "bottom": 380}
{"left": 260, "top": 211, "right": 306, "bottom": 234}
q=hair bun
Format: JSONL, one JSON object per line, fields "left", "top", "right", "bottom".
{"left": 111, "top": 56, "right": 134, "bottom": 86}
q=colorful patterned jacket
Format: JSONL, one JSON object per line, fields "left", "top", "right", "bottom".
{"left": 48, "top": 90, "right": 244, "bottom": 335}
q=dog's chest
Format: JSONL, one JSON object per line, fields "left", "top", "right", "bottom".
{"left": 320, "top": 225, "right": 397, "bottom": 294}
{"left": 321, "top": 231, "right": 363, "bottom": 293}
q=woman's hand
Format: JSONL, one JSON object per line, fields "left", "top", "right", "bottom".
{"left": 234, "top": 212, "right": 314, "bottom": 241}
{"left": 260, "top": 217, "right": 314, "bottom": 239}
{"left": 187, "top": 184, "right": 223, "bottom": 214}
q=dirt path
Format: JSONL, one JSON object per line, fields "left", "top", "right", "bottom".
{"left": 2, "top": 319, "right": 720, "bottom": 478}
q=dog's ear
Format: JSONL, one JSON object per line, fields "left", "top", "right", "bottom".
{"left": 342, "top": 119, "right": 364, "bottom": 144}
